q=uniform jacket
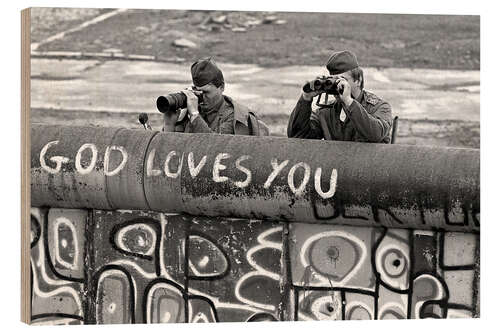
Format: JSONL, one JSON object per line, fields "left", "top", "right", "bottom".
{"left": 173, "top": 95, "right": 269, "bottom": 136}
{"left": 287, "top": 90, "right": 393, "bottom": 143}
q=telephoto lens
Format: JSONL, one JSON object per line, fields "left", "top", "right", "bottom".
{"left": 156, "top": 92, "right": 187, "bottom": 113}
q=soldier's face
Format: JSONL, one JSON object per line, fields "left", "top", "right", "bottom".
{"left": 193, "top": 83, "right": 224, "bottom": 112}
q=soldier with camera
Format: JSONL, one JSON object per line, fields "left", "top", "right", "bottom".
{"left": 287, "top": 50, "right": 393, "bottom": 143}
{"left": 156, "top": 57, "right": 268, "bottom": 136}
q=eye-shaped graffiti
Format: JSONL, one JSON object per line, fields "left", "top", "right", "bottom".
{"left": 145, "top": 280, "right": 185, "bottom": 324}
{"left": 292, "top": 224, "right": 374, "bottom": 290}
{"left": 95, "top": 268, "right": 134, "bottom": 324}
{"left": 115, "top": 223, "right": 157, "bottom": 258}
{"left": 29, "top": 208, "right": 85, "bottom": 325}
{"left": 374, "top": 229, "right": 411, "bottom": 291}
{"left": 346, "top": 302, "right": 373, "bottom": 320}
{"left": 300, "top": 231, "right": 367, "bottom": 286}
{"left": 29, "top": 207, "right": 480, "bottom": 325}
{"left": 53, "top": 220, "right": 78, "bottom": 270}
{"left": 188, "top": 234, "right": 229, "bottom": 279}
{"left": 298, "top": 291, "right": 342, "bottom": 321}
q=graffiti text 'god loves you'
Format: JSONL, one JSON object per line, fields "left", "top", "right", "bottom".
{"left": 39, "top": 141, "right": 338, "bottom": 199}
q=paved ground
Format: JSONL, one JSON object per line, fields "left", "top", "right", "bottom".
{"left": 29, "top": 8, "right": 480, "bottom": 148}
{"left": 31, "top": 58, "right": 479, "bottom": 147}
{"left": 32, "top": 8, "right": 480, "bottom": 70}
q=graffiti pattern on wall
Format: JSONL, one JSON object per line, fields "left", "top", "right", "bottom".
{"left": 30, "top": 207, "right": 479, "bottom": 325}
{"left": 288, "top": 223, "right": 479, "bottom": 320}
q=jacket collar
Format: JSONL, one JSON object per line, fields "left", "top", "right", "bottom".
{"left": 355, "top": 89, "right": 365, "bottom": 103}
{"left": 223, "top": 95, "right": 251, "bottom": 124}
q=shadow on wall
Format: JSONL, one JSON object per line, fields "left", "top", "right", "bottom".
{"left": 29, "top": 207, "right": 480, "bottom": 325}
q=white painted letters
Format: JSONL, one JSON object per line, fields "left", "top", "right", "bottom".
{"left": 263, "top": 158, "right": 289, "bottom": 189}
{"left": 314, "top": 167, "right": 338, "bottom": 199}
{"left": 164, "top": 151, "right": 184, "bottom": 178}
{"left": 287, "top": 162, "right": 311, "bottom": 197}
{"left": 39, "top": 140, "right": 70, "bottom": 174}
{"left": 104, "top": 145, "right": 128, "bottom": 176}
{"left": 213, "top": 153, "right": 230, "bottom": 183}
{"left": 75, "top": 143, "right": 98, "bottom": 175}
{"left": 234, "top": 155, "right": 252, "bottom": 188}
{"left": 187, "top": 152, "right": 207, "bottom": 178}
{"left": 38, "top": 140, "right": 341, "bottom": 200}
{"left": 146, "top": 149, "right": 162, "bottom": 176}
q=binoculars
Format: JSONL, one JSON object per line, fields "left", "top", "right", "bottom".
{"left": 302, "top": 76, "right": 344, "bottom": 96}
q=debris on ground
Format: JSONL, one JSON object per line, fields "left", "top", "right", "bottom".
{"left": 232, "top": 27, "right": 247, "bottom": 33}
{"left": 262, "top": 15, "right": 278, "bottom": 24}
{"left": 172, "top": 38, "right": 198, "bottom": 49}
{"left": 194, "top": 11, "right": 287, "bottom": 34}
{"left": 211, "top": 15, "right": 227, "bottom": 24}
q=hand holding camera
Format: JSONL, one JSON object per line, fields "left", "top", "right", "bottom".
{"left": 156, "top": 87, "right": 204, "bottom": 123}
{"left": 181, "top": 89, "right": 201, "bottom": 121}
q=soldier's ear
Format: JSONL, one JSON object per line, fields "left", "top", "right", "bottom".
{"left": 353, "top": 77, "right": 362, "bottom": 89}
{"left": 220, "top": 82, "right": 225, "bottom": 92}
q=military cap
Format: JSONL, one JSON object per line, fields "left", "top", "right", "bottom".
{"left": 326, "top": 50, "right": 359, "bottom": 75}
{"left": 191, "top": 57, "right": 224, "bottom": 87}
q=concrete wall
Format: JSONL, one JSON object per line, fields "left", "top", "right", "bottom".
{"left": 30, "top": 207, "right": 479, "bottom": 324}
{"left": 29, "top": 125, "right": 480, "bottom": 324}
{"left": 31, "top": 125, "right": 480, "bottom": 232}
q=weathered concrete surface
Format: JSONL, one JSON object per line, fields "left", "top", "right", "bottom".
{"left": 31, "top": 58, "right": 479, "bottom": 121}
{"left": 31, "top": 124, "right": 479, "bottom": 231}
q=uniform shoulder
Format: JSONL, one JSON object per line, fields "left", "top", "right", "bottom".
{"left": 364, "top": 90, "right": 387, "bottom": 106}
{"left": 223, "top": 95, "right": 249, "bottom": 124}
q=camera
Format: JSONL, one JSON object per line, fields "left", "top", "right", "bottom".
{"left": 302, "top": 76, "right": 344, "bottom": 96}
{"left": 156, "top": 93, "right": 187, "bottom": 113}
{"left": 156, "top": 90, "right": 204, "bottom": 113}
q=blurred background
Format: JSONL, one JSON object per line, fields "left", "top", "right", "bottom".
{"left": 30, "top": 8, "right": 480, "bottom": 147}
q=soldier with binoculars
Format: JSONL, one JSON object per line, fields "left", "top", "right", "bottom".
{"left": 156, "top": 57, "right": 268, "bottom": 136}
{"left": 287, "top": 50, "right": 393, "bottom": 143}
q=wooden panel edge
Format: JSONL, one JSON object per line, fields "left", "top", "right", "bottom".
{"left": 21, "top": 7, "right": 31, "bottom": 325}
